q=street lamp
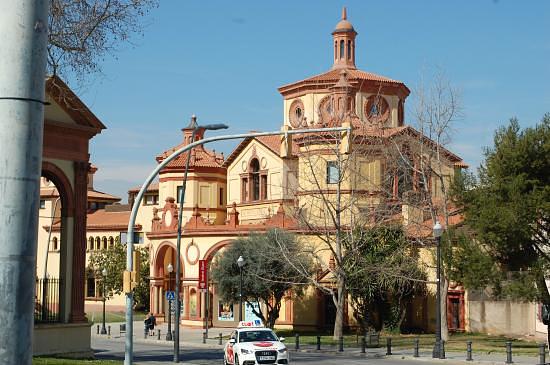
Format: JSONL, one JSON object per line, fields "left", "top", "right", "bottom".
{"left": 173, "top": 116, "right": 228, "bottom": 362}
{"left": 432, "top": 221, "right": 443, "bottom": 359}
{"left": 237, "top": 256, "right": 245, "bottom": 321}
{"left": 101, "top": 268, "right": 107, "bottom": 335}
{"left": 166, "top": 263, "right": 173, "bottom": 341}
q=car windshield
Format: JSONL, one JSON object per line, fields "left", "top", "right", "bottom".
{"left": 239, "top": 330, "right": 277, "bottom": 343}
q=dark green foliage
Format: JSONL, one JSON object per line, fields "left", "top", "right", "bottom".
{"left": 210, "top": 229, "right": 312, "bottom": 328}
{"left": 454, "top": 114, "right": 550, "bottom": 303}
{"left": 88, "top": 243, "right": 150, "bottom": 310}
{"left": 342, "top": 226, "right": 427, "bottom": 332}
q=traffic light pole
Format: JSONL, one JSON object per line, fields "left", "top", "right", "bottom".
{"left": 124, "top": 125, "right": 350, "bottom": 365}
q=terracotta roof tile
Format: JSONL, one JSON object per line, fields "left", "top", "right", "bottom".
{"left": 128, "top": 182, "right": 159, "bottom": 193}
{"left": 157, "top": 144, "right": 225, "bottom": 170}
{"left": 278, "top": 68, "right": 409, "bottom": 95}
{"left": 87, "top": 190, "right": 120, "bottom": 201}
{"left": 86, "top": 209, "right": 141, "bottom": 230}
{"left": 40, "top": 188, "right": 120, "bottom": 201}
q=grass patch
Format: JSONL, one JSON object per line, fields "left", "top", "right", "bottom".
{"left": 274, "top": 330, "right": 541, "bottom": 355}
{"left": 33, "top": 358, "right": 121, "bottom": 365}
{"left": 87, "top": 310, "right": 146, "bottom": 324}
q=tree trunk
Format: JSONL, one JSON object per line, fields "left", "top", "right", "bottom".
{"left": 333, "top": 275, "right": 345, "bottom": 339}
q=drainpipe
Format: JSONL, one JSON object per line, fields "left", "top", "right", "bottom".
{"left": 0, "top": 1, "right": 49, "bottom": 364}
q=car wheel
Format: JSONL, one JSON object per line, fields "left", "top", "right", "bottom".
{"left": 234, "top": 354, "right": 239, "bottom": 365}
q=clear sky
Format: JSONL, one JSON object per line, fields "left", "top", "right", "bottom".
{"left": 76, "top": 1, "right": 550, "bottom": 202}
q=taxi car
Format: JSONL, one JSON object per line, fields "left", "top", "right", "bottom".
{"left": 223, "top": 320, "right": 289, "bottom": 365}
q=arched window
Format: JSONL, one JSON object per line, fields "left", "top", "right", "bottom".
{"left": 52, "top": 237, "right": 58, "bottom": 251}
{"left": 88, "top": 237, "right": 94, "bottom": 251}
{"left": 95, "top": 237, "right": 101, "bottom": 250}
{"left": 250, "top": 159, "right": 260, "bottom": 201}
{"left": 340, "top": 40, "right": 345, "bottom": 59}
{"left": 109, "top": 236, "right": 114, "bottom": 249}
{"left": 102, "top": 237, "right": 108, "bottom": 250}
{"left": 347, "top": 40, "right": 351, "bottom": 60}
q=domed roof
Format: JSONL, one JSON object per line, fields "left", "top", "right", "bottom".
{"left": 334, "top": 7, "right": 355, "bottom": 32}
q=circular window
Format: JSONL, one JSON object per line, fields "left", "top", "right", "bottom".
{"left": 289, "top": 99, "right": 305, "bottom": 128}
{"left": 364, "top": 95, "right": 390, "bottom": 124}
{"left": 318, "top": 96, "right": 334, "bottom": 124}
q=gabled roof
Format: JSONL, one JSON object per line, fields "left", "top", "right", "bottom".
{"left": 223, "top": 134, "right": 299, "bottom": 168}
{"left": 45, "top": 75, "right": 106, "bottom": 131}
{"left": 278, "top": 68, "right": 410, "bottom": 98}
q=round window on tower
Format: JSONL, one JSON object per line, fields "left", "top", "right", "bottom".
{"left": 364, "top": 95, "right": 390, "bottom": 125}
{"left": 289, "top": 99, "right": 305, "bottom": 128}
{"left": 318, "top": 95, "right": 334, "bottom": 124}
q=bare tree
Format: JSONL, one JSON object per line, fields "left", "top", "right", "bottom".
{"left": 48, "top": 0, "right": 157, "bottom": 82}
{"left": 407, "top": 68, "right": 464, "bottom": 341}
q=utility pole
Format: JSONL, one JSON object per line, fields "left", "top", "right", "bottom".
{"left": 0, "top": 1, "right": 49, "bottom": 364}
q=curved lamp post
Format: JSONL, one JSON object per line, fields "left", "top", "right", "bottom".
{"left": 101, "top": 268, "right": 107, "bottom": 335}
{"left": 237, "top": 256, "right": 245, "bottom": 321}
{"left": 166, "top": 263, "right": 173, "bottom": 341}
{"left": 432, "top": 221, "right": 443, "bottom": 358}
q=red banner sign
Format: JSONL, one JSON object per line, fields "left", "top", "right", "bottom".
{"left": 198, "top": 259, "right": 207, "bottom": 290}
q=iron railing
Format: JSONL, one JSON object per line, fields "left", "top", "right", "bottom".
{"left": 35, "top": 278, "right": 61, "bottom": 323}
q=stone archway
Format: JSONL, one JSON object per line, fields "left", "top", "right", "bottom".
{"left": 150, "top": 241, "right": 185, "bottom": 318}
{"left": 202, "top": 239, "right": 238, "bottom": 328}
{"left": 40, "top": 161, "right": 80, "bottom": 324}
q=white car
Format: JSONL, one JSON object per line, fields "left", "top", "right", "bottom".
{"left": 223, "top": 321, "right": 289, "bottom": 365}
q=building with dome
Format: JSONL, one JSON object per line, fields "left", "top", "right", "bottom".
{"left": 36, "top": 8, "right": 543, "bottom": 340}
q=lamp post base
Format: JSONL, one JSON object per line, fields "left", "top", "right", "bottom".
{"left": 432, "top": 340, "right": 440, "bottom": 358}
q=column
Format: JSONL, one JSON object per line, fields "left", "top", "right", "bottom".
{"left": 69, "top": 161, "right": 88, "bottom": 322}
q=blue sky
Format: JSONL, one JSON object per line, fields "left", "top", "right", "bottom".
{"left": 77, "top": 1, "right": 550, "bottom": 201}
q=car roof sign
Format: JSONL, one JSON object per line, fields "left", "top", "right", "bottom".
{"left": 237, "top": 320, "right": 264, "bottom": 328}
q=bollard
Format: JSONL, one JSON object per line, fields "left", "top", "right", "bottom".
{"left": 219, "top": 333, "right": 223, "bottom": 345}
{"left": 316, "top": 336, "right": 321, "bottom": 351}
{"left": 440, "top": 340, "right": 446, "bottom": 359}
{"left": 96, "top": 325, "right": 100, "bottom": 335}
{"left": 505, "top": 341, "right": 513, "bottom": 364}
{"left": 539, "top": 343, "right": 546, "bottom": 365}
{"left": 108, "top": 325, "right": 111, "bottom": 336}
{"left": 466, "top": 340, "right": 473, "bottom": 361}
{"left": 338, "top": 336, "right": 344, "bottom": 352}
{"left": 157, "top": 329, "right": 161, "bottom": 341}
{"left": 203, "top": 332, "right": 206, "bottom": 344}
{"left": 386, "top": 337, "right": 392, "bottom": 355}
{"left": 414, "top": 338, "right": 419, "bottom": 357}
{"left": 295, "top": 333, "right": 300, "bottom": 350}
{"left": 361, "top": 337, "right": 366, "bottom": 354}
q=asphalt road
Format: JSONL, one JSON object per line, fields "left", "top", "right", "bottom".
{"left": 92, "top": 335, "right": 489, "bottom": 365}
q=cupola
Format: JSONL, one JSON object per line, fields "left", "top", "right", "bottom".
{"left": 332, "top": 7, "right": 357, "bottom": 70}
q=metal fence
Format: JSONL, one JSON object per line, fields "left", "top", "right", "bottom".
{"left": 35, "top": 278, "right": 61, "bottom": 323}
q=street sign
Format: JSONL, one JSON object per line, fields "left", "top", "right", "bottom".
{"left": 198, "top": 259, "right": 207, "bottom": 290}
{"left": 165, "top": 291, "right": 175, "bottom": 300}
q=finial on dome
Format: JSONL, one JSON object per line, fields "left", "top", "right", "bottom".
{"left": 342, "top": 7, "right": 347, "bottom": 20}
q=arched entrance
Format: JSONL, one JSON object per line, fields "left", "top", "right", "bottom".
{"left": 151, "top": 241, "right": 185, "bottom": 321}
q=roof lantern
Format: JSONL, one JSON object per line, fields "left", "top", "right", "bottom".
{"left": 332, "top": 7, "right": 357, "bottom": 70}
